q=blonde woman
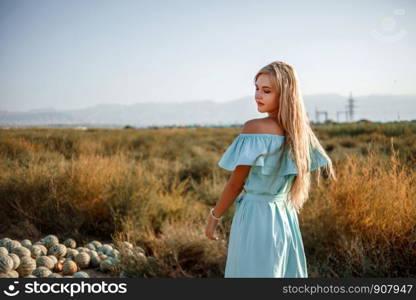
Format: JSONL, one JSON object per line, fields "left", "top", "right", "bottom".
{"left": 205, "top": 61, "right": 336, "bottom": 278}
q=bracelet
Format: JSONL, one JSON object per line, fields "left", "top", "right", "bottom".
{"left": 210, "top": 208, "right": 223, "bottom": 221}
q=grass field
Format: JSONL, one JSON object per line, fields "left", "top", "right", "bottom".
{"left": 0, "top": 121, "right": 415, "bottom": 277}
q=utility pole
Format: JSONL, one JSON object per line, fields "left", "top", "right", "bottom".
{"left": 346, "top": 91, "right": 357, "bottom": 122}
{"left": 337, "top": 92, "right": 356, "bottom": 123}
{"left": 315, "top": 107, "right": 328, "bottom": 124}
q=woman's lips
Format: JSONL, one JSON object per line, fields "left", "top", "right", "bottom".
{"left": 257, "top": 102, "right": 264, "bottom": 106}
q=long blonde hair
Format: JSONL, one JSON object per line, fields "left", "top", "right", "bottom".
{"left": 254, "top": 61, "right": 337, "bottom": 212}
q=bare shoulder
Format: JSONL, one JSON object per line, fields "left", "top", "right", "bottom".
{"left": 241, "top": 118, "right": 285, "bottom": 135}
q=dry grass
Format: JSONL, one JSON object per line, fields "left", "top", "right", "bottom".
{"left": 302, "top": 139, "right": 416, "bottom": 277}
{"left": 0, "top": 122, "right": 415, "bottom": 277}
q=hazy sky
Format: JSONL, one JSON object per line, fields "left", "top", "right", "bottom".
{"left": 0, "top": 0, "right": 415, "bottom": 111}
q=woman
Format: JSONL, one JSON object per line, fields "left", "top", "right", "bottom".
{"left": 205, "top": 61, "right": 337, "bottom": 278}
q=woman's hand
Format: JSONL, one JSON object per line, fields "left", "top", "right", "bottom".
{"left": 205, "top": 213, "right": 220, "bottom": 241}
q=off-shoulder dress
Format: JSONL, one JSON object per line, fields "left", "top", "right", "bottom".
{"left": 218, "top": 133, "right": 329, "bottom": 278}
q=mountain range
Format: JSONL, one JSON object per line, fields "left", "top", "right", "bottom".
{"left": 0, "top": 94, "right": 414, "bottom": 127}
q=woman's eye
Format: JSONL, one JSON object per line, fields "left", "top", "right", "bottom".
{"left": 255, "top": 88, "right": 270, "bottom": 94}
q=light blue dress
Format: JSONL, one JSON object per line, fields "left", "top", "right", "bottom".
{"left": 217, "top": 133, "right": 329, "bottom": 278}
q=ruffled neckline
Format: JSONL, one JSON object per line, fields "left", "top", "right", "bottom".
{"left": 218, "top": 132, "right": 329, "bottom": 176}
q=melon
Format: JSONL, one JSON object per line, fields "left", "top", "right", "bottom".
{"left": 8, "top": 253, "right": 20, "bottom": 270}
{"left": 5, "top": 240, "right": 21, "bottom": 252}
{"left": 73, "top": 271, "right": 90, "bottom": 278}
{"left": 0, "top": 247, "right": 9, "bottom": 256}
{"left": 113, "top": 249, "right": 120, "bottom": 258}
{"left": 66, "top": 248, "right": 79, "bottom": 260}
{"left": 91, "top": 240, "right": 102, "bottom": 249}
{"left": 85, "top": 243, "right": 96, "bottom": 251}
{"left": 75, "top": 252, "right": 90, "bottom": 269}
{"left": 0, "top": 254, "right": 14, "bottom": 273}
{"left": 76, "top": 247, "right": 87, "bottom": 253}
{"left": 90, "top": 255, "right": 101, "bottom": 268}
{"left": 122, "top": 241, "right": 133, "bottom": 250}
{"left": 42, "top": 234, "right": 59, "bottom": 248}
{"left": 20, "top": 239, "right": 32, "bottom": 248}
{"left": 29, "top": 245, "right": 43, "bottom": 259}
{"left": 38, "top": 245, "right": 48, "bottom": 256}
{"left": 16, "top": 256, "right": 36, "bottom": 277}
{"left": 87, "top": 250, "right": 98, "bottom": 257}
{"left": 47, "top": 255, "right": 58, "bottom": 265}
{"left": 36, "top": 256, "right": 55, "bottom": 270}
{"left": 99, "top": 244, "right": 113, "bottom": 255}
{"left": 8, "top": 270, "right": 19, "bottom": 278}
{"left": 11, "top": 246, "right": 31, "bottom": 258}
{"left": 0, "top": 237, "right": 12, "bottom": 248}
{"left": 63, "top": 238, "right": 76, "bottom": 249}
{"left": 54, "top": 260, "right": 64, "bottom": 272}
{"left": 0, "top": 270, "right": 19, "bottom": 278}
{"left": 48, "top": 244, "right": 67, "bottom": 259}
{"left": 98, "top": 253, "right": 108, "bottom": 261}
{"left": 32, "top": 266, "right": 52, "bottom": 278}
{"left": 100, "top": 257, "right": 117, "bottom": 272}
{"left": 63, "top": 260, "right": 78, "bottom": 275}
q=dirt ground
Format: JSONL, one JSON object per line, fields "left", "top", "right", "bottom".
{"left": 71, "top": 268, "right": 117, "bottom": 278}
{"left": 84, "top": 269, "right": 116, "bottom": 278}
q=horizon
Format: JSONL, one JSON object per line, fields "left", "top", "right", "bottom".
{"left": 1, "top": 92, "right": 415, "bottom": 113}
{"left": 1, "top": 93, "right": 414, "bottom": 124}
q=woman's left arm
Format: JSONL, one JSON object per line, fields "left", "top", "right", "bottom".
{"left": 205, "top": 165, "right": 251, "bottom": 240}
